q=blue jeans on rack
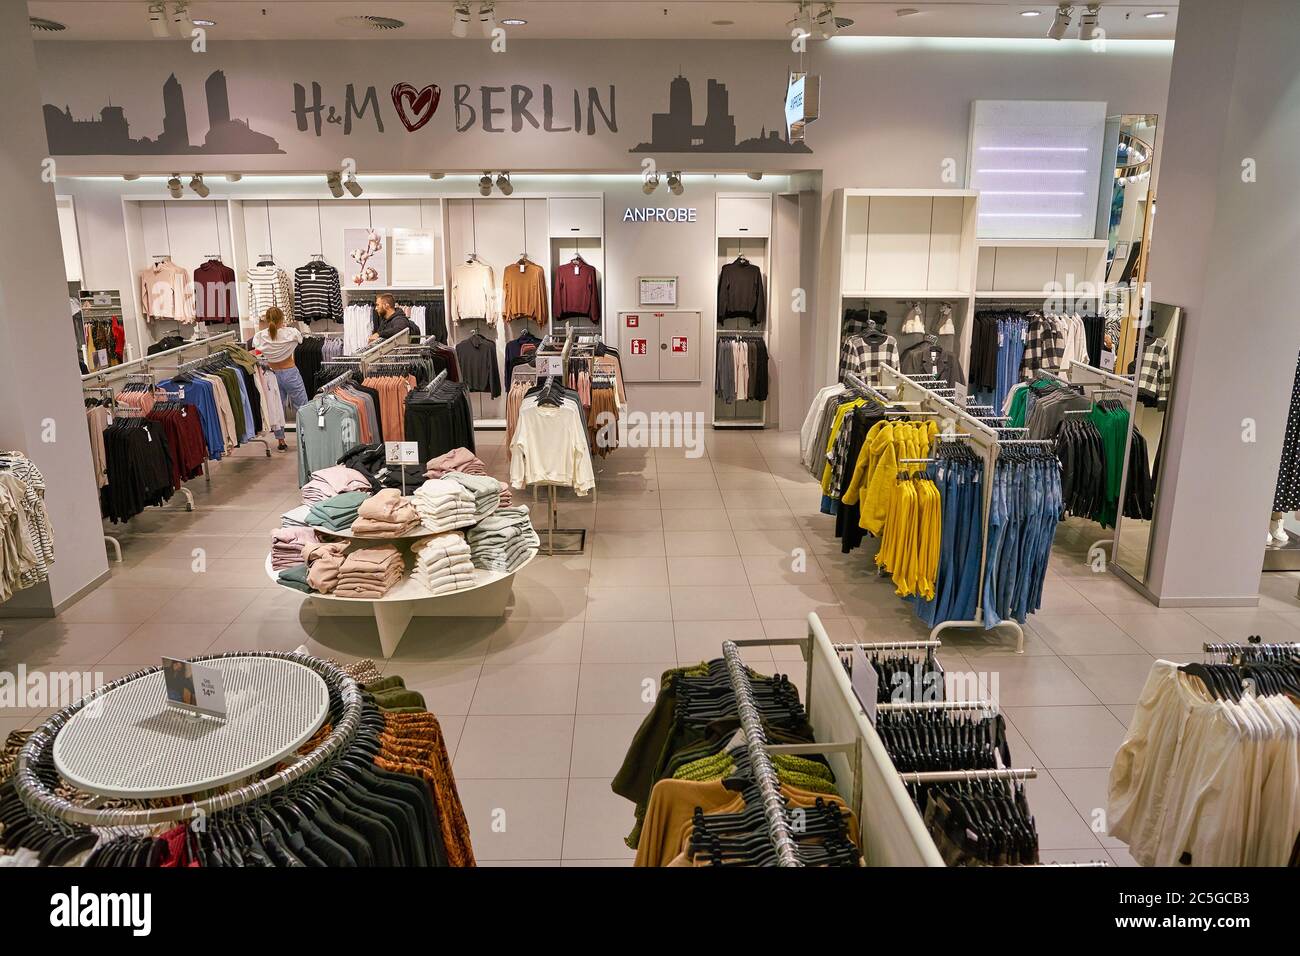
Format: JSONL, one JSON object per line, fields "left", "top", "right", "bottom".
{"left": 272, "top": 366, "right": 310, "bottom": 441}
{"left": 953, "top": 463, "right": 984, "bottom": 622}
{"left": 981, "top": 463, "right": 1008, "bottom": 629}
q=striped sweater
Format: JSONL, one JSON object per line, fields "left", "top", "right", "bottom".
{"left": 293, "top": 261, "right": 344, "bottom": 324}
{"left": 246, "top": 264, "right": 294, "bottom": 322}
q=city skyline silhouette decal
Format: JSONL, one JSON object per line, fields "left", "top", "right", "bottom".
{"left": 44, "top": 69, "right": 283, "bottom": 155}
{"left": 631, "top": 74, "right": 811, "bottom": 154}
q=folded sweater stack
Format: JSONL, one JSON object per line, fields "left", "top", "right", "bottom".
{"left": 302, "top": 465, "right": 373, "bottom": 504}
{"left": 334, "top": 545, "right": 405, "bottom": 598}
{"left": 305, "top": 491, "right": 369, "bottom": 532}
{"left": 412, "top": 478, "right": 478, "bottom": 533}
{"left": 304, "top": 540, "right": 349, "bottom": 593}
{"left": 277, "top": 563, "right": 312, "bottom": 593}
{"left": 350, "top": 488, "right": 422, "bottom": 537}
{"left": 466, "top": 506, "right": 540, "bottom": 573}
{"left": 411, "top": 533, "right": 477, "bottom": 595}
{"left": 271, "top": 526, "right": 319, "bottom": 571}
{"left": 443, "top": 472, "right": 503, "bottom": 520}
{"left": 426, "top": 447, "right": 512, "bottom": 507}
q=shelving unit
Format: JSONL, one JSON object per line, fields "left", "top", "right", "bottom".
{"left": 714, "top": 192, "right": 773, "bottom": 428}
{"left": 828, "top": 188, "right": 979, "bottom": 387}
{"left": 974, "top": 237, "right": 1108, "bottom": 300}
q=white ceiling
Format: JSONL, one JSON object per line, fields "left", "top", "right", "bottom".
{"left": 28, "top": 1, "right": 1179, "bottom": 41}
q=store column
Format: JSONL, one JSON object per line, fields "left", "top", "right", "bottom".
{"left": 1144, "top": 0, "right": 1300, "bottom": 605}
{"left": 0, "top": 2, "right": 110, "bottom": 615}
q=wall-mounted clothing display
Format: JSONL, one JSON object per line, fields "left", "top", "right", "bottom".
{"left": 139, "top": 259, "right": 195, "bottom": 324}
{"left": 293, "top": 260, "right": 344, "bottom": 325}
{"left": 342, "top": 303, "right": 373, "bottom": 355}
{"left": 501, "top": 259, "right": 549, "bottom": 325}
{"left": 454, "top": 332, "right": 502, "bottom": 398}
{"left": 900, "top": 340, "right": 966, "bottom": 388}
{"left": 1136, "top": 336, "right": 1172, "bottom": 411}
{"left": 450, "top": 259, "right": 496, "bottom": 326}
{"left": 715, "top": 334, "right": 768, "bottom": 404}
{"left": 246, "top": 262, "right": 294, "bottom": 322}
{"left": 839, "top": 329, "right": 900, "bottom": 386}
{"left": 717, "top": 258, "right": 766, "bottom": 325}
{"left": 1109, "top": 657, "right": 1300, "bottom": 867}
{"left": 969, "top": 311, "right": 1027, "bottom": 413}
{"left": 192, "top": 258, "right": 238, "bottom": 324}
{"left": 0, "top": 452, "right": 54, "bottom": 603}
{"left": 553, "top": 256, "right": 600, "bottom": 323}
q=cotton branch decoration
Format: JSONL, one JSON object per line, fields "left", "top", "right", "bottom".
{"left": 349, "top": 230, "right": 383, "bottom": 286}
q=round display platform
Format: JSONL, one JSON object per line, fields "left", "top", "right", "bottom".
{"left": 312, "top": 521, "right": 476, "bottom": 542}
{"left": 52, "top": 656, "right": 329, "bottom": 799}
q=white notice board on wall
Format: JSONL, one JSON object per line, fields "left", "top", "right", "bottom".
{"left": 391, "top": 228, "right": 437, "bottom": 286}
{"left": 639, "top": 276, "right": 677, "bottom": 307}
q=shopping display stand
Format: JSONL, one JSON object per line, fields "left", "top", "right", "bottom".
{"left": 265, "top": 550, "right": 531, "bottom": 658}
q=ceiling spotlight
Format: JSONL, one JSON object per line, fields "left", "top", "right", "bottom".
{"left": 1047, "top": 4, "right": 1073, "bottom": 39}
{"left": 451, "top": 3, "right": 470, "bottom": 37}
{"left": 429, "top": 172, "right": 446, "bottom": 180}
{"left": 642, "top": 172, "right": 660, "bottom": 195}
{"left": 1078, "top": 4, "right": 1102, "bottom": 40}
{"left": 895, "top": 8, "right": 919, "bottom": 16}
{"left": 171, "top": 1, "right": 192, "bottom": 28}
{"left": 122, "top": 174, "right": 141, "bottom": 182}
{"left": 166, "top": 175, "right": 183, "bottom": 198}
{"left": 326, "top": 171, "right": 344, "bottom": 198}
{"left": 149, "top": 2, "right": 170, "bottom": 38}
{"left": 1144, "top": 11, "right": 1167, "bottom": 19}
{"left": 478, "top": 173, "right": 493, "bottom": 196}
{"left": 1019, "top": 9, "right": 1043, "bottom": 15}
{"left": 495, "top": 173, "right": 513, "bottom": 196}
{"left": 666, "top": 172, "right": 684, "bottom": 196}
{"left": 813, "top": 4, "right": 839, "bottom": 39}
{"left": 501, "top": 17, "right": 527, "bottom": 27}
{"left": 224, "top": 173, "right": 242, "bottom": 182}
{"left": 343, "top": 174, "right": 363, "bottom": 198}
{"left": 478, "top": 2, "right": 498, "bottom": 37}
{"left": 188, "top": 174, "right": 210, "bottom": 198}
{"left": 748, "top": 171, "right": 764, "bottom": 181}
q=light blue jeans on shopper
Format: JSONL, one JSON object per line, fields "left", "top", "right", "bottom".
{"left": 272, "top": 366, "right": 310, "bottom": 440}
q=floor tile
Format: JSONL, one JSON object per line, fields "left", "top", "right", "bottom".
{"left": 576, "top": 661, "right": 677, "bottom": 714}
{"left": 453, "top": 715, "right": 575, "bottom": 779}
{"left": 1050, "top": 767, "right": 1127, "bottom": 848}
{"left": 484, "top": 621, "right": 585, "bottom": 665}
{"left": 471, "top": 663, "right": 580, "bottom": 715}
{"left": 1005, "top": 705, "right": 1128, "bottom": 769}
{"left": 1060, "top": 654, "right": 1157, "bottom": 706}
{"left": 664, "top": 530, "right": 739, "bottom": 557}
{"left": 980, "top": 657, "right": 1100, "bottom": 707}
{"left": 457, "top": 778, "right": 568, "bottom": 861}
{"left": 670, "top": 586, "right": 759, "bottom": 621}
{"left": 586, "top": 587, "right": 673, "bottom": 622}
{"left": 1028, "top": 612, "right": 1149, "bottom": 656}
{"left": 582, "top": 621, "right": 677, "bottom": 662}
{"left": 588, "top": 557, "right": 669, "bottom": 588}
{"left": 674, "top": 621, "right": 771, "bottom": 665}
{"left": 751, "top": 584, "right": 845, "bottom": 620}
{"left": 562, "top": 778, "right": 637, "bottom": 860}
{"left": 571, "top": 714, "right": 647, "bottom": 777}
{"left": 661, "top": 509, "right": 733, "bottom": 531}
{"left": 742, "top": 553, "right": 825, "bottom": 586}
{"left": 667, "top": 556, "right": 749, "bottom": 588}
{"left": 506, "top": 588, "right": 588, "bottom": 622}
{"left": 1105, "top": 608, "right": 1218, "bottom": 656}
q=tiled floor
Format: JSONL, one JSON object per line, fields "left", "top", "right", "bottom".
{"left": 3, "top": 427, "right": 1298, "bottom": 866}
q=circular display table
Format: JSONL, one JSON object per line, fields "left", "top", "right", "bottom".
{"left": 265, "top": 551, "right": 532, "bottom": 658}
{"left": 52, "top": 656, "right": 329, "bottom": 799}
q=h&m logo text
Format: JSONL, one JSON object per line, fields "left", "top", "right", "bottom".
{"left": 50, "top": 887, "right": 152, "bottom": 937}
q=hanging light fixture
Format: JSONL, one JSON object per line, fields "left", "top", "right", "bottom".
{"left": 495, "top": 172, "right": 513, "bottom": 196}
{"left": 666, "top": 171, "right": 684, "bottom": 196}
{"left": 478, "top": 173, "right": 493, "bottom": 196}
{"left": 1047, "top": 3, "right": 1073, "bottom": 39}
{"left": 326, "top": 171, "right": 344, "bottom": 198}
{"left": 478, "top": 2, "right": 498, "bottom": 37}
{"left": 642, "top": 172, "right": 660, "bottom": 195}
{"left": 148, "top": 2, "right": 170, "bottom": 37}
{"left": 171, "top": 1, "right": 192, "bottom": 30}
{"left": 1077, "top": 4, "right": 1102, "bottom": 40}
{"left": 166, "top": 175, "right": 183, "bottom": 198}
{"left": 343, "top": 174, "right": 363, "bottom": 198}
{"left": 451, "top": 2, "right": 471, "bottom": 37}
{"left": 187, "top": 174, "right": 209, "bottom": 197}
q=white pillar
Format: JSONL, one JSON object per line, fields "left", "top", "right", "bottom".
{"left": 1145, "top": 0, "right": 1300, "bottom": 604}
{"left": 0, "top": 2, "right": 110, "bottom": 614}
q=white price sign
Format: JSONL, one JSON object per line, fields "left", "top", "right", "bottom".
{"left": 162, "top": 657, "right": 227, "bottom": 720}
{"left": 540, "top": 355, "right": 564, "bottom": 377}
{"left": 385, "top": 441, "right": 420, "bottom": 466}
{"left": 849, "top": 645, "right": 878, "bottom": 724}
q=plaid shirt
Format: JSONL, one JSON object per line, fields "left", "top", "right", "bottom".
{"left": 1137, "top": 336, "right": 1171, "bottom": 410}
{"left": 839, "top": 332, "right": 900, "bottom": 385}
{"left": 1020, "top": 313, "right": 1066, "bottom": 381}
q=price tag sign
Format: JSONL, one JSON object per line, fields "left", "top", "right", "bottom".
{"left": 1100, "top": 350, "right": 1117, "bottom": 371}
{"left": 385, "top": 441, "right": 420, "bottom": 466}
{"left": 92, "top": 292, "right": 113, "bottom": 306}
{"left": 161, "top": 657, "right": 227, "bottom": 720}
{"left": 540, "top": 355, "right": 564, "bottom": 377}
{"left": 849, "top": 645, "right": 878, "bottom": 724}
{"left": 631, "top": 338, "right": 648, "bottom": 356}
{"left": 626, "top": 314, "right": 639, "bottom": 328}
{"left": 671, "top": 336, "right": 688, "bottom": 353}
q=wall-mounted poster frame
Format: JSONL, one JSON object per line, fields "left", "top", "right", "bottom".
{"left": 639, "top": 275, "right": 677, "bottom": 307}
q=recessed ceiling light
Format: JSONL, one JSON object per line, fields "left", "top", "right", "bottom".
{"left": 1020, "top": 9, "right": 1043, "bottom": 16}
{"left": 1144, "top": 11, "right": 1168, "bottom": 18}
{"left": 192, "top": 18, "right": 216, "bottom": 26}
{"left": 712, "top": 19, "right": 735, "bottom": 26}
{"left": 501, "top": 17, "right": 527, "bottom": 26}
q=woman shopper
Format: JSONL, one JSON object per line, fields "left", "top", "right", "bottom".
{"left": 251, "top": 306, "right": 308, "bottom": 452}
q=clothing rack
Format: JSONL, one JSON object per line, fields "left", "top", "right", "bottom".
{"left": 880, "top": 366, "right": 1029, "bottom": 652}
{"left": 897, "top": 768, "right": 1038, "bottom": 785}
{"left": 13, "top": 652, "right": 362, "bottom": 828}
{"left": 165, "top": 346, "right": 273, "bottom": 459}
{"left": 877, "top": 700, "right": 996, "bottom": 714}
{"left": 80, "top": 329, "right": 238, "bottom": 386}
{"left": 1203, "top": 640, "right": 1299, "bottom": 657}
{"left": 720, "top": 639, "right": 802, "bottom": 867}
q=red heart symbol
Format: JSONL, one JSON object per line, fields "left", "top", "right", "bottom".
{"left": 391, "top": 83, "right": 441, "bottom": 132}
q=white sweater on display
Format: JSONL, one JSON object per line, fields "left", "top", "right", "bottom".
{"left": 450, "top": 260, "right": 497, "bottom": 325}
{"left": 508, "top": 400, "right": 595, "bottom": 495}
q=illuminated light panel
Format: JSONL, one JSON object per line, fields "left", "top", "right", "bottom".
{"left": 981, "top": 190, "right": 1085, "bottom": 196}
{"left": 979, "top": 213, "right": 1085, "bottom": 218}
{"left": 977, "top": 169, "right": 1088, "bottom": 174}
{"left": 978, "top": 146, "right": 1089, "bottom": 152}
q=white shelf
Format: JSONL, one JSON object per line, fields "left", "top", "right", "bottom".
{"left": 976, "top": 238, "right": 1108, "bottom": 249}
{"left": 842, "top": 290, "right": 970, "bottom": 299}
